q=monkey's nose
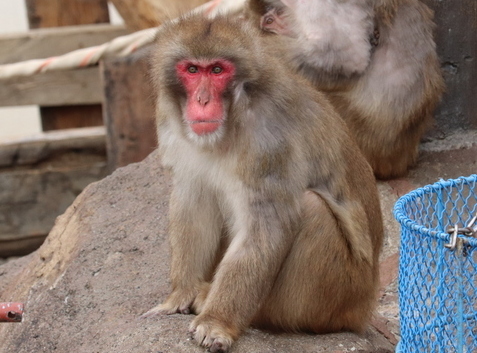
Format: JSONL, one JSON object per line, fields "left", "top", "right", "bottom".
{"left": 198, "top": 96, "right": 209, "bottom": 106}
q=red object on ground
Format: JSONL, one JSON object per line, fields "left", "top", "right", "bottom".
{"left": 0, "top": 302, "right": 24, "bottom": 322}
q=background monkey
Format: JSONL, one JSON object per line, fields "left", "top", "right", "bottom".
{"left": 143, "top": 13, "right": 383, "bottom": 353}
{"left": 249, "top": 0, "right": 445, "bottom": 179}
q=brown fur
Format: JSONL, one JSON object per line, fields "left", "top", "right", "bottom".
{"left": 144, "top": 14, "right": 383, "bottom": 352}
{"left": 248, "top": 0, "right": 445, "bottom": 179}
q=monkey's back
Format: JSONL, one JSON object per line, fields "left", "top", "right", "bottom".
{"left": 234, "top": 57, "right": 383, "bottom": 261}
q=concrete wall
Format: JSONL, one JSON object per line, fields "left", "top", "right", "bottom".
{"left": 423, "top": 0, "right": 477, "bottom": 134}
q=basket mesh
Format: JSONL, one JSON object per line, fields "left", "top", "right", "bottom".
{"left": 394, "top": 175, "right": 477, "bottom": 353}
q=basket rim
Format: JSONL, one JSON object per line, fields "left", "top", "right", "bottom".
{"left": 393, "top": 174, "right": 477, "bottom": 247}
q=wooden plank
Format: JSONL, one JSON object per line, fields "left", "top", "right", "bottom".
{"left": 101, "top": 46, "right": 157, "bottom": 170}
{"left": 26, "top": 0, "right": 110, "bottom": 28}
{"left": 26, "top": 0, "right": 110, "bottom": 131}
{"left": 40, "top": 105, "right": 104, "bottom": 131}
{"left": 0, "top": 126, "right": 106, "bottom": 167}
{"left": 0, "top": 235, "right": 47, "bottom": 258}
{"left": 0, "top": 24, "right": 129, "bottom": 65}
{"left": 110, "top": 0, "right": 208, "bottom": 30}
{"left": 0, "top": 67, "right": 102, "bottom": 107}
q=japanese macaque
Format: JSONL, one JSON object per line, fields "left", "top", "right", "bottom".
{"left": 143, "top": 13, "right": 383, "bottom": 353}
{"left": 248, "top": 0, "right": 445, "bottom": 179}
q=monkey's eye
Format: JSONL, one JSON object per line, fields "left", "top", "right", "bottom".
{"left": 211, "top": 66, "right": 223, "bottom": 74}
{"left": 264, "top": 16, "right": 274, "bottom": 25}
{"left": 188, "top": 66, "right": 199, "bottom": 74}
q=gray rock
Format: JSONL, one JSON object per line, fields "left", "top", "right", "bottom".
{"left": 0, "top": 151, "right": 393, "bottom": 353}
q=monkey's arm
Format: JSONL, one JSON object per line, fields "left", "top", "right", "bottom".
{"left": 190, "top": 179, "right": 301, "bottom": 351}
{"left": 144, "top": 184, "right": 223, "bottom": 317}
{"left": 305, "top": 93, "right": 376, "bottom": 265}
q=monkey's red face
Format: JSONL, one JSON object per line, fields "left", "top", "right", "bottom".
{"left": 176, "top": 59, "right": 236, "bottom": 136}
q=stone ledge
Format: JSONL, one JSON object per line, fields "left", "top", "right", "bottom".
{"left": 0, "top": 151, "right": 393, "bottom": 353}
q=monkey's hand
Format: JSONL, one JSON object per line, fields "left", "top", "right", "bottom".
{"left": 141, "top": 283, "right": 210, "bottom": 317}
{"left": 189, "top": 315, "right": 236, "bottom": 353}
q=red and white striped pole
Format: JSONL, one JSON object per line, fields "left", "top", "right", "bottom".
{"left": 0, "top": 302, "right": 24, "bottom": 322}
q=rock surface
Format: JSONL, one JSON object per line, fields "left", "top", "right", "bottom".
{"left": 0, "top": 127, "right": 108, "bottom": 257}
{"left": 0, "top": 150, "right": 394, "bottom": 353}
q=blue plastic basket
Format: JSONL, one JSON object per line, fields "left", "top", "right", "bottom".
{"left": 394, "top": 175, "right": 477, "bottom": 353}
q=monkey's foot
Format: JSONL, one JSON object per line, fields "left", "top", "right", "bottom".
{"left": 141, "top": 283, "right": 210, "bottom": 318}
{"left": 141, "top": 290, "right": 197, "bottom": 317}
{"left": 190, "top": 316, "right": 236, "bottom": 353}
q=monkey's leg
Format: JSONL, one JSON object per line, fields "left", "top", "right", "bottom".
{"left": 368, "top": 121, "right": 427, "bottom": 180}
{"left": 342, "top": 109, "right": 428, "bottom": 180}
{"left": 143, "top": 186, "right": 223, "bottom": 317}
{"left": 254, "top": 190, "right": 377, "bottom": 333}
{"left": 190, "top": 195, "right": 298, "bottom": 352}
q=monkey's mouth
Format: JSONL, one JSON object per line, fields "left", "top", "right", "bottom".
{"left": 189, "top": 120, "right": 222, "bottom": 135}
